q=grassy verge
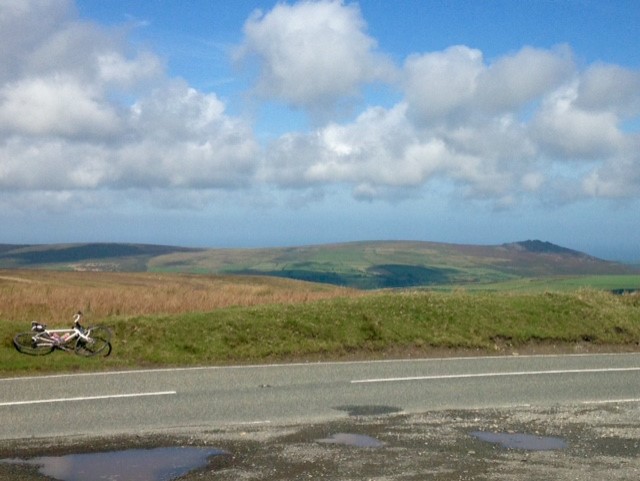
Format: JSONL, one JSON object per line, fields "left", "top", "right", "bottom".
{"left": 2, "top": 289, "right": 639, "bottom": 376}
{"left": 449, "top": 275, "right": 640, "bottom": 292}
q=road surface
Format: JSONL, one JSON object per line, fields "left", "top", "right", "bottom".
{"left": 1, "top": 352, "right": 640, "bottom": 440}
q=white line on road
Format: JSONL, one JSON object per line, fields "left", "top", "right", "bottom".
{"left": 231, "top": 420, "right": 272, "bottom": 426}
{"left": 581, "top": 398, "right": 640, "bottom": 405}
{"left": 3, "top": 352, "right": 639, "bottom": 382}
{"left": 0, "top": 391, "right": 176, "bottom": 407}
{"left": 351, "top": 367, "right": 640, "bottom": 383}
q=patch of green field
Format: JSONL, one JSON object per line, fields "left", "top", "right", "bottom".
{"left": 149, "top": 241, "right": 639, "bottom": 289}
{"left": 2, "top": 289, "right": 639, "bottom": 376}
{"left": 450, "top": 275, "right": 640, "bottom": 292}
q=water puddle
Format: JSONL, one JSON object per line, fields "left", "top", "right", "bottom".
{"left": 3, "top": 446, "right": 226, "bottom": 481}
{"left": 334, "top": 405, "right": 402, "bottom": 417}
{"left": 317, "top": 433, "right": 385, "bottom": 448}
{"left": 470, "top": 431, "right": 567, "bottom": 451}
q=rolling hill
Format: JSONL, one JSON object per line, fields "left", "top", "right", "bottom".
{"left": 0, "top": 240, "right": 637, "bottom": 289}
{"left": 0, "top": 243, "right": 199, "bottom": 272}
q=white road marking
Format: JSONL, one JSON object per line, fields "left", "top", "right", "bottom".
{"left": 2, "top": 352, "right": 639, "bottom": 382}
{"left": 0, "top": 391, "right": 176, "bottom": 407}
{"left": 581, "top": 398, "right": 640, "bottom": 405}
{"left": 231, "top": 420, "right": 272, "bottom": 426}
{"left": 351, "top": 367, "right": 640, "bottom": 383}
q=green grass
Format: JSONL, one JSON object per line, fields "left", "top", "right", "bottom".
{"left": 449, "top": 275, "right": 640, "bottom": 292}
{"left": 2, "top": 289, "right": 639, "bottom": 377}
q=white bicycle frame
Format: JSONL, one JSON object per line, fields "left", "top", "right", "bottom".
{"left": 32, "top": 325, "right": 92, "bottom": 350}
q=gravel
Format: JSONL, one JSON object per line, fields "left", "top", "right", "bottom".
{"left": 1, "top": 401, "right": 639, "bottom": 480}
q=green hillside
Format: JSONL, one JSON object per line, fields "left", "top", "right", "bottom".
{"left": 0, "top": 240, "right": 637, "bottom": 290}
{"left": 0, "top": 243, "right": 200, "bottom": 271}
{"left": 150, "top": 240, "right": 638, "bottom": 289}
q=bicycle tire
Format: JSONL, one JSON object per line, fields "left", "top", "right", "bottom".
{"left": 13, "top": 332, "right": 55, "bottom": 356}
{"left": 87, "top": 325, "right": 112, "bottom": 342}
{"left": 75, "top": 327, "right": 112, "bottom": 357}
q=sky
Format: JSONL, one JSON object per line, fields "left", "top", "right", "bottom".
{"left": 1, "top": 0, "right": 639, "bottom": 261}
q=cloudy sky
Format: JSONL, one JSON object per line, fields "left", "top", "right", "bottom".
{"left": 1, "top": 1, "right": 639, "bottom": 261}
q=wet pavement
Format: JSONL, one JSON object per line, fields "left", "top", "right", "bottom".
{"left": 469, "top": 431, "right": 567, "bottom": 451}
{"left": 1, "top": 401, "right": 639, "bottom": 480}
{"left": 3, "top": 447, "right": 226, "bottom": 481}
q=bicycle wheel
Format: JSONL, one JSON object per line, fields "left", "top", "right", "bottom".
{"left": 75, "top": 327, "right": 112, "bottom": 357}
{"left": 13, "top": 332, "right": 55, "bottom": 355}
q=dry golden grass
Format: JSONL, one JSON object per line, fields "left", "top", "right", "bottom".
{"left": 2, "top": 270, "right": 639, "bottom": 376}
{"left": 0, "top": 269, "right": 363, "bottom": 325}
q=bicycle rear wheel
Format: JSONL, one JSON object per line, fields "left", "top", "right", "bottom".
{"left": 13, "top": 332, "right": 55, "bottom": 355}
{"left": 75, "top": 326, "right": 112, "bottom": 357}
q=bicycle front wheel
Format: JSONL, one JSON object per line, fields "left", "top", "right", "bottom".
{"left": 13, "top": 332, "right": 55, "bottom": 355}
{"left": 75, "top": 328, "right": 112, "bottom": 357}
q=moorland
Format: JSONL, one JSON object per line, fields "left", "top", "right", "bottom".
{"left": 1, "top": 239, "right": 639, "bottom": 376}
{"left": 1, "top": 239, "right": 638, "bottom": 289}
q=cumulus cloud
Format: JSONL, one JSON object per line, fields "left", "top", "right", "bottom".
{"left": 262, "top": 104, "right": 434, "bottom": 192}
{"left": 402, "top": 45, "right": 575, "bottom": 124}
{"left": 0, "top": 0, "right": 260, "bottom": 202}
{"left": 260, "top": 37, "right": 638, "bottom": 205}
{"left": 576, "top": 63, "right": 640, "bottom": 116}
{"left": 122, "top": 82, "right": 259, "bottom": 188}
{"left": 263, "top": 103, "right": 541, "bottom": 205}
{"left": 532, "top": 84, "right": 625, "bottom": 159}
{"left": 475, "top": 45, "right": 574, "bottom": 113}
{"left": 0, "top": 0, "right": 74, "bottom": 82}
{"left": 403, "top": 45, "right": 484, "bottom": 123}
{"left": 235, "top": 0, "right": 396, "bottom": 116}
{"left": 1, "top": 0, "right": 639, "bottom": 217}
{"left": 0, "top": 75, "right": 122, "bottom": 138}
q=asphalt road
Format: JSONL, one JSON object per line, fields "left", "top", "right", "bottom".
{"left": 1, "top": 353, "right": 640, "bottom": 441}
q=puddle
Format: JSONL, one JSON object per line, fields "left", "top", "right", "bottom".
{"left": 317, "top": 433, "right": 386, "bottom": 448}
{"left": 334, "top": 405, "right": 402, "bottom": 417}
{"left": 3, "top": 446, "right": 226, "bottom": 481}
{"left": 470, "top": 431, "right": 567, "bottom": 451}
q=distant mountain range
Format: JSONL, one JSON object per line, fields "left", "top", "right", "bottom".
{"left": 0, "top": 240, "right": 637, "bottom": 289}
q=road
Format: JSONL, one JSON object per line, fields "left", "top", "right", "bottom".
{"left": 1, "top": 353, "right": 640, "bottom": 440}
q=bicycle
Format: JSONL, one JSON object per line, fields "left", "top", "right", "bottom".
{"left": 13, "top": 311, "right": 112, "bottom": 357}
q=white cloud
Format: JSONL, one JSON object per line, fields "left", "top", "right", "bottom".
{"left": 581, "top": 139, "right": 640, "bottom": 198}
{"left": 576, "top": 63, "right": 640, "bottom": 117}
{"left": 1, "top": 0, "right": 639, "bottom": 218}
{"left": 236, "top": 0, "right": 395, "bottom": 116}
{"left": 261, "top": 36, "right": 639, "bottom": 205}
{"left": 0, "top": 1, "right": 259, "bottom": 201}
{"left": 402, "top": 44, "right": 575, "bottom": 123}
{"left": 532, "top": 83, "right": 625, "bottom": 159}
{"left": 97, "top": 50, "right": 164, "bottom": 89}
{"left": 403, "top": 45, "right": 483, "bottom": 123}
{"left": 263, "top": 103, "right": 526, "bottom": 202}
{"left": 475, "top": 45, "right": 574, "bottom": 113}
{"left": 262, "top": 103, "right": 441, "bottom": 194}
{"left": 0, "top": 75, "right": 122, "bottom": 138}
{"left": 0, "top": 137, "right": 112, "bottom": 190}
{"left": 0, "top": 0, "right": 74, "bottom": 82}
{"left": 123, "top": 82, "right": 260, "bottom": 188}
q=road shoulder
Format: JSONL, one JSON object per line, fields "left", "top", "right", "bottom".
{"left": 2, "top": 402, "right": 639, "bottom": 480}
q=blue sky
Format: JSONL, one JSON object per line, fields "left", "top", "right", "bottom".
{"left": 1, "top": 1, "right": 639, "bottom": 261}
